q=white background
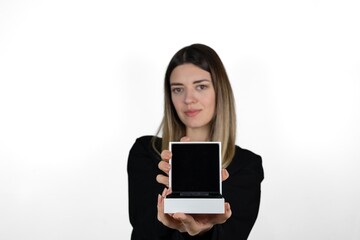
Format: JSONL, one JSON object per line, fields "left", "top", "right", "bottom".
{"left": 1, "top": 0, "right": 359, "bottom": 239}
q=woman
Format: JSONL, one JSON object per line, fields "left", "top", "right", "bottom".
{"left": 128, "top": 43, "right": 264, "bottom": 239}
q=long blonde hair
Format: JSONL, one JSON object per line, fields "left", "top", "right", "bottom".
{"left": 153, "top": 43, "right": 236, "bottom": 168}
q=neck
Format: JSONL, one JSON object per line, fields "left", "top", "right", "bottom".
{"left": 186, "top": 127, "right": 210, "bottom": 142}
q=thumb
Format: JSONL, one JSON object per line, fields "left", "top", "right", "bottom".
{"left": 221, "top": 169, "right": 229, "bottom": 181}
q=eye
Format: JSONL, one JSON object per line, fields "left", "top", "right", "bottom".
{"left": 171, "top": 87, "right": 183, "bottom": 94}
{"left": 196, "top": 84, "right": 208, "bottom": 91}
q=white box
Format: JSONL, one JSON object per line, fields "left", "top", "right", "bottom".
{"left": 164, "top": 198, "right": 224, "bottom": 214}
{"left": 164, "top": 142, "right": 224, "bottom": 214}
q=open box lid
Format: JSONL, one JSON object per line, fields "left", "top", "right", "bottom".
{"left": 168, "top": 142, "right": 222, "bottom": 198}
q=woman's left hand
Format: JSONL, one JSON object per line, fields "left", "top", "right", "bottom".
{"left": 157, "top": 188, "right": 232, "bottom": 236}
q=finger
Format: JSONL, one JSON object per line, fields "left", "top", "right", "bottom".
{"left": 180, "top": 136, "right": 190, "bottom": 142}
{"left": 173, "top": 213, "right": 202, "bottom": 236}
{"left": 157, "top": 190, "right": 171, "bottom": 224}
{"left": 168, "top": 213, "right": 187, "bottom": 232}
{"left": 172, "top": 212, "right": 192, "bottom": 223}
{"left": 161, "top": 150, "right": 172, "bottom": 162}
{"left": 212, "top": 202, "right": 232, "bottom": 225}
{"left": 161, "top": 187, "right": 168, "bottom": 197}
{"left": 156, "top": 174, "right": 169, "bottom": 187}
{"left": 157, "top": 189, "right": 187, "bottom": 232}
{"left": 224, "top": 202, "right": 232, "bottom": 219}
{"left": 157, "top": 194, "right": 165, "bottom": 221}
{"left": 158, "top": 161, "right": 171, "bottom": 174}
{"left": 221, "top": 169, "right": 229, "bottom": 182}
{"left": 157, "top": 194, "right": 163, "bottom": 209}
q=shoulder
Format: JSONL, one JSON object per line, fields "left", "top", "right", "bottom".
{"left": 235, "top": 146, "right": 262, "bottom": 162}
{"left": 227, "top": 145, "right": 264, "bottom": 181}
{"left": 127, "top": 135, "right": 162, "bottom": 173}
{"left": 133, "top": 135, "right": 157, "bottom": 146}
{"left": 129, "top": 135, "right": 161, "bottom": 160}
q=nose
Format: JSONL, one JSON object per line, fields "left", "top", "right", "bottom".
{"left": 184, "top": 89, "right": 197, "bottom": 104}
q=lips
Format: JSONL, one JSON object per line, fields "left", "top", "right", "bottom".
{"left": 184, "top": 109, "right": 201, "bottom": 117}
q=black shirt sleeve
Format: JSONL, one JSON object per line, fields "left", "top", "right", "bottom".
{"left": 127, "top": 136, "right": 174, "bottom": 240}
{"left": 217, "top": 147, "right": 264, "bottom": 239}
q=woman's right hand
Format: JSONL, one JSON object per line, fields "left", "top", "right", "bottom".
{"left": 156, "top": 136, "right": 190, "bottom": 187}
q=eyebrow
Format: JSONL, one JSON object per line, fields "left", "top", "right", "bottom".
{"left": 170, "top": 79, "right": 211, "bottom": 86}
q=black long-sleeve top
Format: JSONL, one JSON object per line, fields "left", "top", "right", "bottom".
{"left": 127, "top": 136, "right": 264, "bottom": 240}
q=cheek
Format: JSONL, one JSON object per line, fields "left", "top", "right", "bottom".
{"left": 207, "top": 93, "right": 216, "bottom": 113}
{"left": 171, "top": 96, "right": 181, "bottom": 112}
{"left": 210, "top": 100, "right": 216, "bottom": 115}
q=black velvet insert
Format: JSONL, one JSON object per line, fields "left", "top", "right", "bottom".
{"left": 170, "top": 143, "right": 220, "bottom": 195}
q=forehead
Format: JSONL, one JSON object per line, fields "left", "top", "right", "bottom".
{"left": 170, "top": 63, "right": 211, "bottom": 84}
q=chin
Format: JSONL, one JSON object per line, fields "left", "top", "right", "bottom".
{"left": 181, "top": 117, "right": 211, "bottom": 129}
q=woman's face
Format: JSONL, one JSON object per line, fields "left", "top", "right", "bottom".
{"left": 170, "top": 63, "right": 216, "bottom": 134}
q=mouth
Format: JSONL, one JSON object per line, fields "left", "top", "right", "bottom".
{"left": 184, "top": 109, "right": 201, "bottom": 117}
